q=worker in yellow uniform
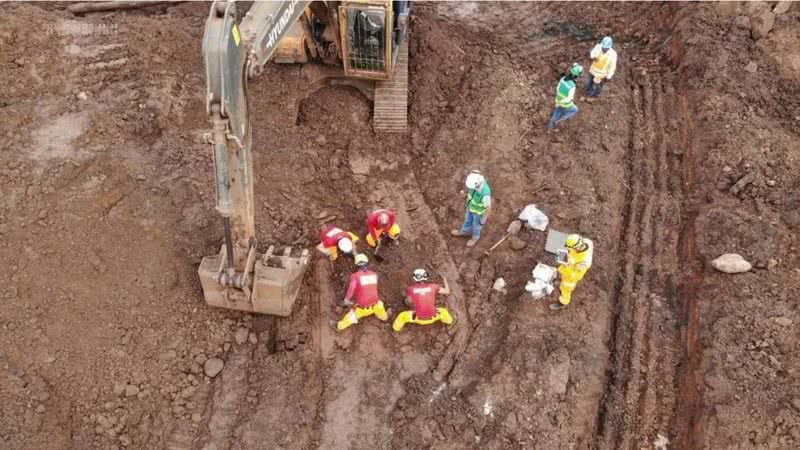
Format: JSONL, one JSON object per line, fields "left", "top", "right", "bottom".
{"left": 586, "top": 36, "right": 617, "bottom": 102}
{"left": 551, "top": 234, "right": 593, "bottom": 310}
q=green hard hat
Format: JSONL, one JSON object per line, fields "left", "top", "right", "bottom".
{"left": 570, "top": 63, "right": 584, "bottom": 77}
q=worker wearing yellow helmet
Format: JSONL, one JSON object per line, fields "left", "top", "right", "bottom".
{"left": 551, "top": 233, "right": 594, "bottom": 310}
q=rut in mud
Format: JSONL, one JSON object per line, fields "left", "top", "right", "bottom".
{"left": 595, "top": 71, "right": 690, "bottom": 448}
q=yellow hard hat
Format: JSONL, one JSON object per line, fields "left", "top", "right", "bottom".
{"left": 565, "top": 234, "right": 583, "bottom": 248}
{"left": 354, "top": 253, "right": 369, "bottom": 266}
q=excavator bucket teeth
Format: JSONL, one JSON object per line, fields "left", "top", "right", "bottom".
{"left": 252, "top": 248, "right": 310, "bottom": 316}
{"left": 373, "top": 41, "right": 409, "bottom": 133}
{"left": 198, "top": 247, "right": 310, "bottom": 315}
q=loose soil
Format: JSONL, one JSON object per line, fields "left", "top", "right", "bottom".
{"left": 1, "top": 2, "right": 799, "bottom": 449}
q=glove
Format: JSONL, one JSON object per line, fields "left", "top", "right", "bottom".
{"left": 593, "top": 76, "right": 602, "bottom": 84}
{"left": 343, "top": 299, "right": 354, "bottom": 308}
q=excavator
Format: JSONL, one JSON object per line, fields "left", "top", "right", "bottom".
{"left": 198, "top": 1, "right": 410, "bottom": 315}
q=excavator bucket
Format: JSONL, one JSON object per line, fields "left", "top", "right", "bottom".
{"left": 198, "top": 246, "right": 310, "bottom": 316}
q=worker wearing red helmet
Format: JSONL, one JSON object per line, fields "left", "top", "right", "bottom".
{"left": 392, "top": 268, "right": 455, "bottom": 332}
{"left": 316, "top": 224, "right": 359, "bottom": 261}
{"left": 365, "top": 208, "right": 401, "bottom": 248}
{"left": 330, "top": 254, "right": 388, "bottom": 331}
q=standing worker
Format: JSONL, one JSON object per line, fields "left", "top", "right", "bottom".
{"left": 316, "top": 224, "right": 359, "bottom": 261}
{"left": 392, "top": 269, "right": 454, "bottom": 332}
{"left": 451, "top": 170, "right": 492, "bottom": 247}
{"left": 551, "top": 233, "right": 594, "bottom": 310}
{"left": 586, "top": 36, "right": 617, "bottom": 101}
{"left": 547, "top": 63, "right": 584, "bottom": 129}
{"left": 365, "top": 208, "right": 401, "bottom": 248}
{"left": 331, "top": 254, "right": 388, "bottom": 331}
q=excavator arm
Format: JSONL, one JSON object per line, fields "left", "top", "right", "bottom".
{"left": 198, "top": 0, "right": 311, "bottom": 315}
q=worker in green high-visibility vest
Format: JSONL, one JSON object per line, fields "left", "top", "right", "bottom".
{"left": 547, "top": 63, "right": 583, "bottom": 129}
{"left": 451, "top": 170, "right": 491, "bottom": 248}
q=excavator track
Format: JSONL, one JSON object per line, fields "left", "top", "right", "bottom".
{"left": 373, "top": 41, "right": 409, "bottom": 133}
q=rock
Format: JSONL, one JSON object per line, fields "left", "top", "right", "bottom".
{"left": 234, "top": 327, "right": 249, "bottom": 345}
{"left": 315, "top": 135, "right": 327, "bottom": 146}
{"left": 766, "top": 179, "right": 776, "bottom": 187}
{"left": 248, "top": 332, "right": 258, "bottom": 345}
{"left": 492, "top": 278, "right": 506, "bottom": 293}
{"left": 77, "top": 91, "right": 88, "bottom": 101}
{"left": 113, "top": 383, "right": 126, "bottom": 397}
{"left": 36, "top": 404, "right": 45, "bottom": 414}
{"left": 750, "top": 9, "right": 775, "bottom": 40}
{"left": 734, "top": 15, "right": 751, "bottom": 29}
{"left": 744, "top": 61, "right": 758, "bottom": 73}
{"left": 730, "top": 172, "right": 756, "bottom": 195}
{"left": 119, "top": 435, "right": 131, "bottom": 447}
{"left": 548, "top": 357, "right": 570, "bottom": 395}
{"left": 508, "top": 236, "right": 527, "bottom": 250}
{"left": 767, "top": 258, "right": 778, "bottom": 270}
{"left": 204, "top": 358, "right": 224, "bottom": 378}
{"left": 191, "top": 413, "right": 202, "bottom": 423}
{"left": 791, "top": 398, "right": 800, "bottom": 412}
{"left": 773, "top": 1, "right": 792, "bottom": 15}
{"left": 782, "top": 210, "right": 800, "bottom": 229}
{"left": 124, "top": 385, "right": 140, "bottom": 397}
{"left": 711, "top": 254, "right": 752, "bottom": 274}
{"left": 774, "top": 317, "right": 793, "bottom": 327}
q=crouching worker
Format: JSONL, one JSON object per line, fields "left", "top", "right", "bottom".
{"left": 331, "top": 254, "right": 388, "bottom": 331}
{"left": 366, "top": 208, "right": 401, "bottom": 248}
{"left": 316, "top": 224, "right": 359, "bottom": 261}
{"left": 392, "top": 269, "right": 455, "bottom": 332}
{"left": 551, "top": 233, "right": 594, "bottom": 311}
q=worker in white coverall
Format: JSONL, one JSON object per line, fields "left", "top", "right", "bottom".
{"left": 586, "top": 36, "right": 617, "bottom": 102}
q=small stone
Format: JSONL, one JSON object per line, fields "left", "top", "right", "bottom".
{"left": 234, "top": 327, "right": 248, "bottom": 345}
{"left": 315, "top": 135, "right": 327, "bottom": 146}
{"left": 767, "top": 258, "right": 778, "bottom": 270}
{"left": 125, "top": 385, "right": 140, "bottom": 397}
{"left": 791, "top": 398, "right": 800, "bottom": 412}
{"left": 508, "top": 236, "right": 527, "bottom": 250}
{"left": 223, "top": 342, "right": 231, "bottom": 352}
{"left": 767, "top": 179, "right": 777, "bottom": 187}
{"left": 191, "top": 413, "right": 202, "bottom": 423}
{"left": 711, "top": 253, "right": 752, "bottom": 274}
{"left": 204, "top": 358, "right": 224, "bottom": 378}
{"left": 77, "top": 91, "right": 88, "bottom": 100}
{"left": 136, "top": 175, "right": 146, "bottom": 181}
{"left": 744, "top": 61, "right": 758, "bottom": 73}
{"left": 248, "top": 332, "right": 258, "bottom": 345}
{"left": 113, "top": 383, "right": 126, "bottom": 397}
{"left": 773, "top": 1, "right": 792, "bottom": 15}
{"left": 774, "top": 317, "right": 793, "bottom": 327}
{"left": 119, "top": 435, "right": 131, "bottom": 447}
{"left": 36, "top": 404, "right": 45, "bottom": 414}
{"left": 750, "top": 9, "right": 775, "bottom": 40}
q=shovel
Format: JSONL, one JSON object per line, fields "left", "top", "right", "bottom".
{"left": 372, "top": 239, "right": 385, "bottom": 262}
{"left": 484, "top": 220, "right": 523, "bottom": 256}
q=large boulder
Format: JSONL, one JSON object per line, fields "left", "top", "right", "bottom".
{"left": 750, "top": 8, "right": 776, "bottom": 40}
{"left": 711, "top": 253, "right": 752, "bottom": 274}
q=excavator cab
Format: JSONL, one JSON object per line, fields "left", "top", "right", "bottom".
{"left": 339, "top": 0, "right": 409, "bottom": 79}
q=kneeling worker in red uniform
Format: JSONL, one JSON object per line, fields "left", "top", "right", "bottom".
{"left": 331, "top": 254, "right": 388, "bottom": 331}
{"left": 392, "top": 268, "right": 455, "bottom": 332}
{"left": 316, "top": 224, "right": 359, "bottom": 261}
{"left": 365, "top": 208, "right": 401, "bottom": 248}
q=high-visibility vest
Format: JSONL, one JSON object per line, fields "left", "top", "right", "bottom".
{"left": 590, "top": 47, "right": 617, "bottom": 79}
{"left": 554, "top": 77, "right": 576, "bottom": 108}
{"left": 467, "top": 183, "right": 491, "bottom": 215}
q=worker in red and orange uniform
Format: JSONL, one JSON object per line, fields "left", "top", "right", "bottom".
{"left": 392, "top": 268, "right": 455, "bottom": 332}
{"left": 330, "top": 254, "right": 388, "bottom": 331}
{"left": 316, "top": 224, "right": 359, "bottom": 261}
{"left": 365, "top": 208, "right": 401, "bottom": 248}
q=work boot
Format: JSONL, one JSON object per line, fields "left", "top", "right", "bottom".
{"left": 328, "top": 320, "right": 340, "bottom": 331}
{"left": 451, "top": 229, "right": 467, "bottom": 237}
{"left": 466, "top": 238, "right": 478, "bottom": 247}
{"left": 549, "top": 302, "right": 567, "bottom": 311}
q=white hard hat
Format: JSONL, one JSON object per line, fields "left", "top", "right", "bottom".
{"left": 465, "top": 172, "right": 484, "bottom": 190}
{"left": 337, "top": 238, "right": 354, "bottom": 254}
{"left": 412, "top": 268, "right": 429, "bottom": 282}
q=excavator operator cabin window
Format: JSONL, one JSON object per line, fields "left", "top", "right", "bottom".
{"left": 347, "top": 8, "right": 386, "bottom": 73}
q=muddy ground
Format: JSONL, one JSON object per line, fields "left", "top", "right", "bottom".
{"left": 1, "top": 1, "right": 799, "bottom": 449}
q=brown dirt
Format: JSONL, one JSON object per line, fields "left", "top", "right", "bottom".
{"left": 1, "top": 1, "right": 799, "bottom": 449}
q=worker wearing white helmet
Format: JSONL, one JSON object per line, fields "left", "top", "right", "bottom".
{"left": 586, "top": 36, "right": 617, "bottom": 101}
{"left": 316, "top": 224, "right": 360, "bottom": 261}
{"left": 450, "top": 170, "right": 492, "bottom": 247}
{"left": 551, "top": 233, "right": 594, "bottom": 310}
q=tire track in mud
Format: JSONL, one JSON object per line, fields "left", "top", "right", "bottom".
{"left": 595, "top": 73, "right": 684, "bottom": 449}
